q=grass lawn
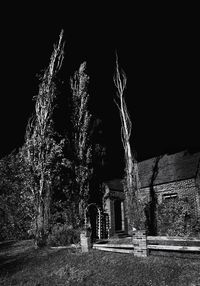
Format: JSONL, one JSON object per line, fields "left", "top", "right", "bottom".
{"left": 0, "top": 240, "right": 200, "bottom": 286}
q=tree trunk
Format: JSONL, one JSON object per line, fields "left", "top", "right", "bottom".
{"left": 35, "top": 180, "right": 51, "bottom": 247}
{"left": 35, "top": 198, "right": 50, "bottom": 247}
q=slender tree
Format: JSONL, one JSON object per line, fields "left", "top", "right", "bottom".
{"left": 113, "top": 54, "right": 144, "bottom": 231}
{"left": 23, "top": 30, "right": 65, "bottom": 247}
{"left": 70, "top": 62, "right": 92, "bottom": 227}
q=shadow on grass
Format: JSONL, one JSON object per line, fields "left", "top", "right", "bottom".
{"left": 0, "top": 253, "right": 28, "bottom": 275}
{"left": 0, "top": 240, "right": 18, "bottom": 252}
{"left": 0, "top": 240, "right": 200, "bottom": 286}
{"left": 0, "top": 240, "right": 63, "bottom": 276}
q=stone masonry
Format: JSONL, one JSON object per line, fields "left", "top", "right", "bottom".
{"left": 132, "top": 230, "right": 148, "bottom": 257}
{"left": 80, "top": 231, "right": 92, "bottom": 252}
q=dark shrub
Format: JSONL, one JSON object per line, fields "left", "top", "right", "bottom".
{"left": 47, "top": 224, "right": 81, "bottom": 246}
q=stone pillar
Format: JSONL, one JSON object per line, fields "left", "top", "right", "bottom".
{"left": 132, "top": 230, "right": 148, "bottom": 257}
{"left": 121, "top": 201, "right": 125, "bottom": 231}
{"left": 80, "top": 230, "right": 92, "bottom": 252}
{"left": 108, "top": 199, "right": 115, "bottom": 237}
{"left": 196, "top": 189, "right": 200, "bottom": 217}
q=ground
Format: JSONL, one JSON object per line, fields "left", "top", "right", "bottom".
{"left": 0, "top": 240, "right": 200, "bottom": 285}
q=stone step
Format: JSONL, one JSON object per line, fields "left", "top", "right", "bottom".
{"left": 112, "top": 231, "right": 129, "bottom": 238}
{"left": 95, "top": 237, "right": 132, "bottom": 246}
{"left": 93, "top": 245, "right": 134, "bottom": 254}
{"left": 93, "top": 243, "right": 133, "bottom": 249}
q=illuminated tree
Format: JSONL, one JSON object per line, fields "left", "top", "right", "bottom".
{"left": 70, "top": 62, "right": 92, "bottom": 227}
{"left": 23, "top": 30, "right": 65, "bottom": 247}
{"left": 114, "top": 54, "right": 144, "bottom": 230}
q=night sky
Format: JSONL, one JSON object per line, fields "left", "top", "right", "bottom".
{"left": 1, "top": 6, "right": 199, "bottom": 178}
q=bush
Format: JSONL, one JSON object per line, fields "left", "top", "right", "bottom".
{"left": 47, "top": 224, "right": 81, "bottom": 246}
{"left": 157, "top": 197, "right": 200, "bottom": 237}
{"left": 0, "top": 151, "right": 35, "bottom": 242}
{"left": 191, "top": 217, "right": 200, "bottom": 237}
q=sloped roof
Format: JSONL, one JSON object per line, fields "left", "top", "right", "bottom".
{"left": 105, "top": 178, "right": 124, "bottom": 191}
{"left": 139, "top": 150, "right": 200, "bottom": 188}
{"left": 105, "top": 150, "right": 200, "bottom": 190}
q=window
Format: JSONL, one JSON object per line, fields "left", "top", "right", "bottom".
{"left": 162, "top": 193, "right": 178, "bottom": 200}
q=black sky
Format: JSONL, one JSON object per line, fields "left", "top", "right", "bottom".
{"left": 1, "top": 5, "right": 199, "bottom": 177}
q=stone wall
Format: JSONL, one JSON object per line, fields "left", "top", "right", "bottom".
{"left": 195, "top": 161, "right": 200, "bottom": 216}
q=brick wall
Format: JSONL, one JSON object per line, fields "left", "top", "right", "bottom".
{"left": 103, "top": 175, "right": 199, "bottom": 236}
{"left": 139, "top": 178, "right": 198, "bottom": 215}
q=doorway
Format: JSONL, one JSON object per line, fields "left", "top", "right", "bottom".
{"left": 114, "top": 199, "right": 122, "bottom": 231}
{"left": 87, "top": 204, "right": 99, "bottom": 241}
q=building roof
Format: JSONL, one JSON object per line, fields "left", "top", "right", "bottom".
{"left": 105, "top": 150, "right": 200, "bottom": 190}
{"left": 139, "top": 150, "right": 200, "bottom": 188}
{"left": 105, "top": 178, "right": 124, "bottom": 191}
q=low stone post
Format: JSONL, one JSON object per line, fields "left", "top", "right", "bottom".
{"left": 132, "top": 230, "right": 148, "bottom": 257}
{"left": 80, "top": 229, "right": 92, "bottom": 252}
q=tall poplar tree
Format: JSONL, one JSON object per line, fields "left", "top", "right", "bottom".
{"left": 23, "top": 30, "right": 65, "bottom": 247}
{"left": 70, "top": 62, "right": 92, "bottom": 227}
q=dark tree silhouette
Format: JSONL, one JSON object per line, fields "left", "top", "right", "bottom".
{"left": 145, "top": 155, "right": 162, "bottom": 235}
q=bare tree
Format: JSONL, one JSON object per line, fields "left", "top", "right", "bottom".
{"left": 70, "top": 62, "right": 92, "bottom": 227}
{"left": 113, "top": 54, "right": 143, "bottom": 231}
{"left": 23, "top": 30, "right": 65, "bottom": 247}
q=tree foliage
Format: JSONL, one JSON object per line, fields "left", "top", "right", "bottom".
{"left": 49, "top": 62, "right": 94, "bottom": 230}
{"left": 22, "top": 30, "right": 65, "bottom": 247}
{"left": 0, "top": 151, "right": 34, "bottom": 241}
{"left": 69, "top": 62, "right": 92, "bottom": 227}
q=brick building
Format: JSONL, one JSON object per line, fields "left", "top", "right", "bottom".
{"left": 101, "top": 150, "right": 200, "bottom": 237}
